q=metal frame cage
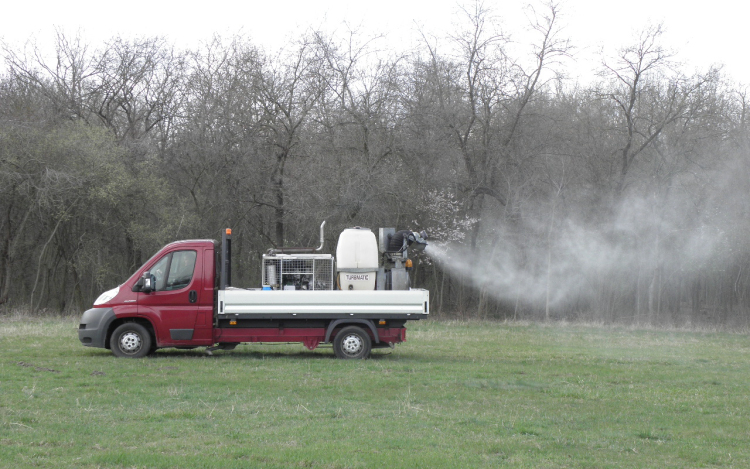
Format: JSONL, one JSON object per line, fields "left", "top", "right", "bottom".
{"left": 262, "top": 254, "right": 334, "bottom": 290}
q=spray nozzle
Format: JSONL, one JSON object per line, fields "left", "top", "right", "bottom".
{"left": 407, "top": 230, "right": 428, "bottom": 252}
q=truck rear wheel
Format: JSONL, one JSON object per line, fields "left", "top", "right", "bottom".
{"left": 333, "top": 326, "right": 372, "bottom": 359}
{"left": 111, "top": 323, "right": 152, "bottom": 358}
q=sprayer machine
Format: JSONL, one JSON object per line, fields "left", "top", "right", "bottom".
{"left": 262, "top": 222, "right": 428, "bottom": 292}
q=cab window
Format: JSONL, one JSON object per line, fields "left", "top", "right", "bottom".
{"left": 149, "top": 250, "right": 197, "bottom": 292}
{"left": 166, "top": 251, "right": 197, "bottom": 290}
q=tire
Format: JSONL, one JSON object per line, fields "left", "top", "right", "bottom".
{"left": 110, "top": 322, "right": 152, "bottom": 358}
{"left": 333, "top": 326, "right": 372, "bottom": 359}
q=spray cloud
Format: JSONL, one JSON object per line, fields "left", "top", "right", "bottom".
{"left": 422, "top": 189, "right": 733, "bottom": 318}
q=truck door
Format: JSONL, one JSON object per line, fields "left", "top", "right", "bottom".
{"left": 138, "top": 248, "right": 213, "bottom": 346}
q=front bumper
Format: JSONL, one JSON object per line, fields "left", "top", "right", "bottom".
{"left": 78, "top": 307, "right": 116, "bottom": 348}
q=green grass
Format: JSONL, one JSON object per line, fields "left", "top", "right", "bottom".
{"left": 2, "top": 317, "right": 750, "bottom": 468}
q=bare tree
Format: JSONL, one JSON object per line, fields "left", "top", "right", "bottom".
{"left": 600, "top": 24, "right": 711, "bottom": 199}
{"left": 2, "top": 29, "right": 103, "bottom": 122}
{"left": 255, "top": 38, "right": 328, "bottom": 246}
{"left": 90, "top": 36, "right": 185, "bottom": 148}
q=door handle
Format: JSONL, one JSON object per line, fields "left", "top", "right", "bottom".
{"left": 189, "top": 290, "right": 197, "bottom": 303}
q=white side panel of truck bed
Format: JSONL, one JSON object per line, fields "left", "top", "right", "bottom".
{"left": 218, "top": 289, "right": 429, "bottom": 316}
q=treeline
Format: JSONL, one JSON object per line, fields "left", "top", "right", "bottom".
{"left": 2, "top": 4, "right": 749, "bottom": 326}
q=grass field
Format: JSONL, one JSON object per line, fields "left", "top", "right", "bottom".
{"left": 2, "top": 316, "right": 750, "bottom": 468}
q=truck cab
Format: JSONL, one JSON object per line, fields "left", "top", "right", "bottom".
{"left": 78, "top": 240, "right": 217, "bottom": 356}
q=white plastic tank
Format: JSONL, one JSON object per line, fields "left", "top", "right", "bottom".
{"left": 336, "top": 227, "right": 378, "bottom": 290}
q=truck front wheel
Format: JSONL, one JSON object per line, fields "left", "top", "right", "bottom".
{"left": 111, "top": 323, "right": 152, "bottom": 358}
{"left": 333, "top": 326, "right": 372, "bottom": 359}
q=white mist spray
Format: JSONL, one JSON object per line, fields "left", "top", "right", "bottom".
{"left": 422, "top": 194, "right": 727, "bottom": 318}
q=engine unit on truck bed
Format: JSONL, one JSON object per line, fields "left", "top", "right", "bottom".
{"left": 262, "top": 254, "right": 334, "bottom": 290}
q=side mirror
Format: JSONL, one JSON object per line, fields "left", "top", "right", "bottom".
{"left": 141, "top": 272, "right": 156, "bottom": 293}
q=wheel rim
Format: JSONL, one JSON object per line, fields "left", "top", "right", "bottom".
{"left": 341, "top": 334, "right": 363, "bottom": 356}
{"left": 119, "top": 331, "right": 142, "bottom": 354}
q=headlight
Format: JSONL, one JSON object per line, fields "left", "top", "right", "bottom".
{"left": 94, "top": 287, "right": 119, "bottom": 305}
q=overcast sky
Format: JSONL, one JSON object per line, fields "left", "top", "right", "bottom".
{"left": 1, "top": 0, "right": 748, "bottom": 84}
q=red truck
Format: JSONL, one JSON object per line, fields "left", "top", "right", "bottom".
{"left": 78, "top": 225, "right": 429, "bottom": 359}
